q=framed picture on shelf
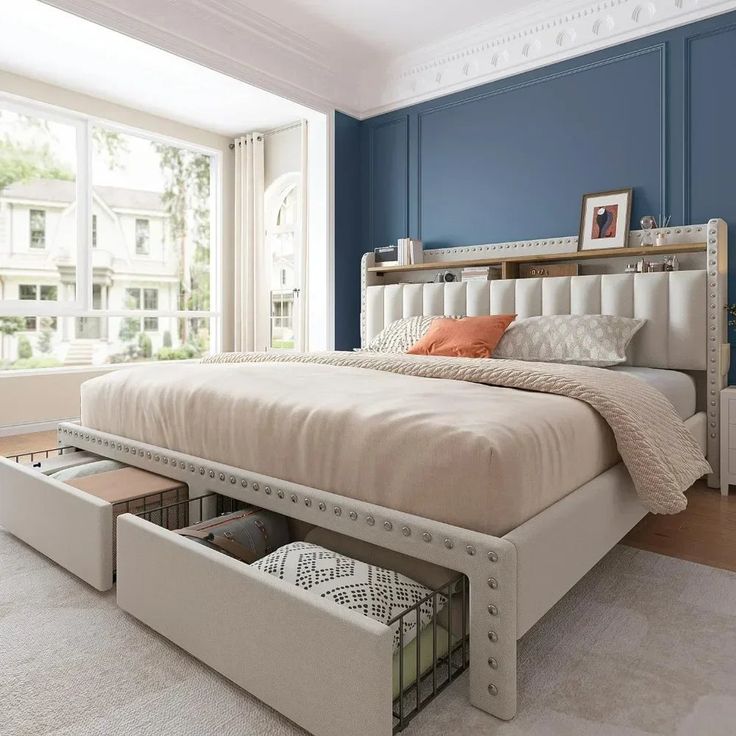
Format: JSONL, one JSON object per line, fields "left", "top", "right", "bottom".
{"left": 578, "top": 188, "right": 632, "bottom": 251}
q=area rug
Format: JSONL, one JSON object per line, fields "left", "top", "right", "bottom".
{"left": 2, "top": 530, "right": 736, "bottom": 735}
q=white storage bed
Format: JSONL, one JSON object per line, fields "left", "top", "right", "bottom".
{"left": 0, "top": 219, "right": 727, "bottom": 736}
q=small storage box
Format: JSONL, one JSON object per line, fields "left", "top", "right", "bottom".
{"left": 0, "top": 447, "right": 188, "bottom": 591}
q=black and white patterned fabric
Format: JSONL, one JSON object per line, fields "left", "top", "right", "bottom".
{"left": 253, "top": 542, "right": 446, "bottom": 651}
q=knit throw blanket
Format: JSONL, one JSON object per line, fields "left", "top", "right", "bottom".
{"left": 203, "top": 351, "right": 711, "bottom": 515}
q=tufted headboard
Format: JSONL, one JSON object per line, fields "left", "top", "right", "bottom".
{"left": 364, "top": 271, "right": 706, "bottom": 370}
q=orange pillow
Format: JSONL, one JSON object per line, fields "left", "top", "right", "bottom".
{"left": 407, "top": 315, "right": 515, "bottom": 358}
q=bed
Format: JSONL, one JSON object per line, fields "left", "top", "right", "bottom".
{"left": 48, "top": 220, "right": 729, "bottom": 734}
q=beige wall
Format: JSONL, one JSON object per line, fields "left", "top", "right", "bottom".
{"left": 0, "top": 71, "right": 235, "bottom": 432}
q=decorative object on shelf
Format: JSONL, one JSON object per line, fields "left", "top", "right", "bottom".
{"left": 374, "top": 244, "right": 399, "bottom": 266}
{"left": 578, "top": 188, "right": 632, "bottom": 251}
{"left": 639, "top": 215, "right": 657, "bottom": 246}
{"left": 654, "top": 215, "right": 672, "bottom": 246}
{"left": 434, "top": 271, "right": 456, "bottom": 283}
{"left": 518, "top": 263, "right": 579, "bottom": 278}
{"left": 664, "top": 255, "right": 679, "bottom": 271}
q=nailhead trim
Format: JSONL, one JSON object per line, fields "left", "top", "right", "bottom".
{"left": 488, "top": 577, "right": 498, "bottom": 589}
{"left": 488, "top": 604, "right": 498, "bottom": 616}
{"left": 488, "top": 684, "right": 498, "bottom": 696}
{"left": 488, "top": 657, "right": 498, "bottom": 669}
{"left": 488, "top": 551, "right": 498, "bottom": 562}
{"left": 488, "top": 631, "right": 498, "bottom": 642}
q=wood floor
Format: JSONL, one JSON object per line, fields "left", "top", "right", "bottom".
{"left": 2, "top": 431, "right": 736, "bottom": 573}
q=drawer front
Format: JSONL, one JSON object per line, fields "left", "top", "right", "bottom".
{"left": 117, "top": 515, "right": 393, "bottom": 736}
{"left": 0, "top": 457, "right": 113, "bottom": 591}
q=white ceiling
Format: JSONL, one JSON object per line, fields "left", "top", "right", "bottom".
{"left": 238, "top": 0, "right": 545, "bottom": 58}
{"left": 0, "top": 0, "right": 316, "bottom": 137}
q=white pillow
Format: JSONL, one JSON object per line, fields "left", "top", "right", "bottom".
{"left": 359, "top": 316, "right": 438, "bottom": 353}
{"left": 252, "top": 542, "right": 446, "bottom": 652}
{"left": 493, "top": 314, "right": 645, "bottom": 367}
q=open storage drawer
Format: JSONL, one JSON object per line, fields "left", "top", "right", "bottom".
{"left": 0, "top": 447, "right": 187, "bottom": 592}
{"left": 118, "top": 495, "right": 469, "bottom": 736}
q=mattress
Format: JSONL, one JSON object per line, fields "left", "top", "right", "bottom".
{"left": 81, "top": 361, "right": 626, "bottom": 536}
{"left": 608, "top": 366, "right": 696, "bottom": 420}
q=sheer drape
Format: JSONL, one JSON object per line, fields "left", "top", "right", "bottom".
{"left": 233, "top": 133, "right": 265, "bottom": 351}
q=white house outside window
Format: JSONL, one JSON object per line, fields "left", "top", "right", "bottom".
{"left": 0, "top": 95, "right": 221, "bottom": 370}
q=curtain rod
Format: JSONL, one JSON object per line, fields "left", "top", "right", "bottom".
{"left": 229, "top": 120, "right": 302, "bottom": 149}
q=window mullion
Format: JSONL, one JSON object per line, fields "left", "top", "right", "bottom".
{"left": 75, "top": 119, "right": 92, "bottom": 312}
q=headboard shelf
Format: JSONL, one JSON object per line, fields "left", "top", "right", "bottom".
{"left": 368, "top": 242, "right": 706, "bottom": 275}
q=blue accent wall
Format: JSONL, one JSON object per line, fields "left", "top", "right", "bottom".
{"left": 334, "top": 111, "right": 362, "bottom": 350}
{"left": 333, "top": 11, "right": 736, "bottom": 350}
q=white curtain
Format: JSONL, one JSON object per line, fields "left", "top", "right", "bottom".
{"left": 233, "top": 133, "right": 265, "bottom": 352}
{"left": 297, "top": 119, "right": 309, "bottom": 350}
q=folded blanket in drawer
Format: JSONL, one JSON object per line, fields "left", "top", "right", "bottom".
{"left": 253, "top": 542, "right": 446, "bottom": 652}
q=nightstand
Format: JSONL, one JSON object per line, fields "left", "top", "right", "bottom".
{"left": 720, "top": 387, "right": 736, "bottom": 494}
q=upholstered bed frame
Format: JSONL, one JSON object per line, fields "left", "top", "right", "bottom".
{"left": 3, "top": 220, "right": 726, "bottom": 736}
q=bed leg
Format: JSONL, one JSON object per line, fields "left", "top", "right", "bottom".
{"left": 468, "top": 541, "right": 517, "bottom": 721}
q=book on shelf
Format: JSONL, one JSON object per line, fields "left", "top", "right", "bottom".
{"left": 461, "top": 265, "right": 501, "bottom": 281}
{"left": 397, "top": 238, "right": 423, "bottom": 266}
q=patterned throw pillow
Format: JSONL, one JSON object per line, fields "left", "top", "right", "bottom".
{"left": 493, "top": 314, "right": 645, "bottom": 367}
{"left": 252, "top": 542, "right": 446, "bottom": 652}
{"left": 360, "top": 316, "right": 439, "bottom": 353}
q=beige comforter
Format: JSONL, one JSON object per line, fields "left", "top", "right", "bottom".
{"left": 80, "top": 352, "right": 708, "bottom": 536}
{"left": 203, "top": 352, "right": 709, "bottom": 515}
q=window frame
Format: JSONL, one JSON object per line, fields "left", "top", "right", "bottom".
{"left": 0, "top": 91, "right": 222, "bottom": 354}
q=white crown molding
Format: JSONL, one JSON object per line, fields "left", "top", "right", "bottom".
{"left": 359, "top": 0, "right": 736, "bottom": 116}
{"left": 40, "top": 0, "right": 736, "bottom": 120}
{"left": 40, "top": 0, "right": 363, "bottom": 117}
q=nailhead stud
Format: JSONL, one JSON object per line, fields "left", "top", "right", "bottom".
{"left": 488, "top": 657, "right": 498, "bottom": 669}
{"left": 488, "top": 551, "right": 498, "bottom": 562}
{"left": 334, "top": 506, "right": 342, "bottom": 517}
{"left": 384, "top": 521, "right": 393, "bottom": 531}
{"left": 488, "top": 577, "right": 498, "bottom": 589}
{"left": 422, "top": 532, "right": 432, "bottom": 542}
{"left": 277, "top": 489, "right": 284, "bottom": 499}
{"left": 401, "top": 526, "right": 411, "bottom": 537}
{"left": 466, "top": 545, "right": 476, "bottom": 556}
{"left": 304, "top": 498, "right": 312, "bottom": 508}
{"left": 252, "top": 482, "right": 260, "bottom": 491}
{"left": 488, "top": 684, "right": 498, "bottom": 696}
{"left": 349, "top": 511, "right": 358, "bottom": 520}
{"left": 291, "top": 494, "right": 298, "bottom": 503}
{"left": 488, "top": 604, "right": 498, "bottom": 616}
{"left": 488, "top": 631, "right": 498, "bottom": 642}
{"left": 366, "top": 515, "right": 375, "bottom": 526}
{"left": 444, "top": 538, "right": 454, "bottom": 549}
{"left": 218, "top": 472, "right": 225, "bottom": 481}
{"left": 318, "top": 502, "right": 326, "bottom": 511}
{"left": 229, "top": 476, "right": 236, "bottom": 484}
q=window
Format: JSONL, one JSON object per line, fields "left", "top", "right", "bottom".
{"left": 29, "top": 210, "right": 46, "bottom": 249}
{"left": 0, "top": 95, "right": 220, "bottom": 371}
{"left": 264, "top": 178, "right": 301, "bottom": 351}
{"left": 143, "top": 288, "right": 159, "bottom": 331}
{"left": 18, "top": 284, "right": 58, "bottom": 330}
{"left": 122, "top": 287, "right": 159, "bottom": 333}
{"left": 135, "top": 218, "right": 150, "bottom": 255}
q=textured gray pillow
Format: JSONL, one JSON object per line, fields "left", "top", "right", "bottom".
{"left": 493, "top": 314, "right": 645, "bottom": 367}
{"left": 360, "top": 316, "right": 439, "bottom": 353}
